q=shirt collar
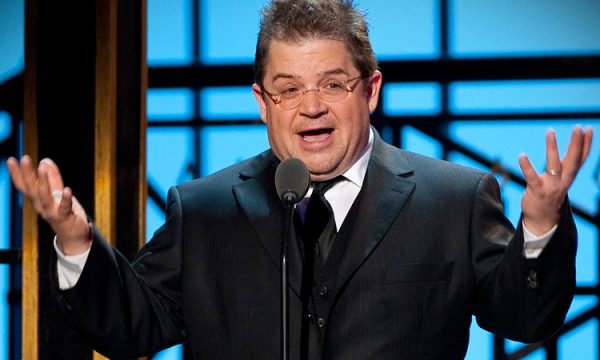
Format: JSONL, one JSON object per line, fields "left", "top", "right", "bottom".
{"left": 341, "top": 127, "right": 373, "bottom": 189}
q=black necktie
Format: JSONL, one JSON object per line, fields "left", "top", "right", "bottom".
{"left": 302, "top": 177, "right": 343, "bottom": 262}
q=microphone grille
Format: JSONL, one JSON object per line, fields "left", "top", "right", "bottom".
{"left": 275, "top": 157, "right": 310, "bottom": 204}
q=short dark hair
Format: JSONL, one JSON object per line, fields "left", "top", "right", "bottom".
{"left": 254, "top": 0, "right": 378, "bottom": 87}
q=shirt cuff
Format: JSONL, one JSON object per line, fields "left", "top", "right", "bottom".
{"left": 54, "top": 236, "right": 91, "bottom": 290}
{"left": 522, "top": 222, "right": 558, "bottom": 259}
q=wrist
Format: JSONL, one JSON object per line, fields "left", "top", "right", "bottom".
{"left": 522, "top": 215, "right": 559, "bottom": 237}
{"left": 56, "top": 222, "right": 93, "bottom": 256}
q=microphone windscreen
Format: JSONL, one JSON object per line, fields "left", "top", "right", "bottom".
{"left": 275, "top": 157, "right": 310, "bottom": 204}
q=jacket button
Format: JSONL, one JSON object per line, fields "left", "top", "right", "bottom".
{"left": 527, "top": 269, "right": 538, "bottom": 290}
{"left": 319, "top": 286, "right": 328, "bottom": 296}
{"left": 317, "top": 318, "right": 325, "bottom": 328}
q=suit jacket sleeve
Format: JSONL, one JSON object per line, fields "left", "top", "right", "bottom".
{"left": 471, "top": 173, "right": 577, "bottom": 342}
{"left": 51, "top": 186, "right": 188, "bottom": 358}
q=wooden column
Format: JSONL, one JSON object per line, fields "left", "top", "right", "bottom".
{"left": 22, "top": 0, "right": 146, "bottom": 358}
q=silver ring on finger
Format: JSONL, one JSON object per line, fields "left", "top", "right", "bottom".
{"left": 52, "top": 190, "right": 63, "bottom": 201}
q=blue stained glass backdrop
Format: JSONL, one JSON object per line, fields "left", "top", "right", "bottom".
{"left": 0, "top": 0, "right": 599, "bottom": 358}
{"left": 200, "top": 125, "right": 269, "bottom": 176}
{"left": 383, "top": 83, "right": 442, "bottom": 116}
{"left": 0, "top": 0, "right": 24, "bottom": 83}
{"left": 200, "top": 0, "right": 263, "bottom": 64}
{"left": 450, "top": 0, "right": 600, "bottom": 57}
{"left": 147, "top": 89, "right": 195, "bottom": 121}
{"left": 0, "top": 165, "right": 10, "bottom": 360}
{"left": 359, "top": 0, "right": 439, "bottom": 60}
{"left": 200, "top": 87, "right": 260, "bottom": 120}
{"left": 148, "top": 0, "right": 194, "bottom": 66}
{"left": 450, "top": 80, "right": 600, "bottom": 115}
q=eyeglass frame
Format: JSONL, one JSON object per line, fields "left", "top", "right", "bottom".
{"left": 261, "top": 75, "right": 365, "bottom": 109}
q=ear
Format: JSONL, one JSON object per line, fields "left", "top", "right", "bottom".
{"left": 252, "top": 83, "right": 268, "bottom": 124}
{"left": 366, "top": 70, "right": 382, "bottom": 113}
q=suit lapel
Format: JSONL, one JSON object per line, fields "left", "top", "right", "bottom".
{"left": 232, "top": 152, "right": 304, "bottom": 296}
{"left": 231, "top": 132, "right": 417, "bottom": 297}
{"left": 334, "top": 135, "right": 416, "bottom": 291}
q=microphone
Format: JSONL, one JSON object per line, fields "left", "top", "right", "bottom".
{"left": 274, "top": 157, "right": 309, "bottom": 360}
{"left": 275, "top": 157, "right": 310, "bottom": 206}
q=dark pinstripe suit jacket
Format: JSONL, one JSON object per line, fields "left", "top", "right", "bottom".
{"left": 54, "top": 130, "right": 576, "bottom": 359}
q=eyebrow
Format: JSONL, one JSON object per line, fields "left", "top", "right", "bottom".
{"left": 270, "top": 68, "right": 349, "bottom": 83}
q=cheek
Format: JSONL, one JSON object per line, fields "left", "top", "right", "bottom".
{"left": 265, "top": 117, "right": 295, "bottom": 156}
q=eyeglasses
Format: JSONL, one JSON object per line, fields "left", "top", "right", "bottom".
{"left": 262, "top": 75, "right": 364, "bottom": 110}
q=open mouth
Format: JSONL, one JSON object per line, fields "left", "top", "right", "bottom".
{"left": 299, "top": 128, "right": 333, "bottom": 143}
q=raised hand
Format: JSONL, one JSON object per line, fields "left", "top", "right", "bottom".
{"left": 519, "top": 126, "right": 593, "bottom": 235}
{"left": 6, "top": 155, "right": 92, "bottom": 255}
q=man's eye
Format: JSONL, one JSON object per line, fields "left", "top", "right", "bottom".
{"left": 323, "top": 81, "right": 344, "bottom": 90}
{"left": 279, "top": 87, "right": 300, "bottom": 97}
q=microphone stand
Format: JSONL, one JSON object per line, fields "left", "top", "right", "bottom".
{"left": 281, "top": 197, "right": 295, "bottom": 360}
{"left": 275, "top": 157, "right": 310, "bottom": 360}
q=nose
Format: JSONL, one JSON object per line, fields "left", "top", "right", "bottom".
{"left": 298, "top": 88, "right": 327, "bottom": 117}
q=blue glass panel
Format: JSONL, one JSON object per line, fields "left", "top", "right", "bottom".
{"left": 450, "top": 80, "right": 600, "bottom": 114}
{"left": 359, "top": 0, "right": 439, "bottom": 60}
{"left": 0, "top": 164, "right": 10, "bottom": 359}
{"left": 401, "top": 126, "right": 443, "bottom": 159}
{"left": 152, "top": 343, "right": 183, "bottom": 360}
{"left": 559, "top": 318, "right": 598, "bottom": 359}
{"left": 147, "top": 89, "right": 195, "bottom": 121}
{"left": 200, "top": 87, "right": 260, "bottom": 120}
{"left": 383, "top": 83, "right": 442, "bottom": 116}
{"left": 200, "top": 125, "right": 269, "bottom": 176}
{"left": 566, "top": 295, "right": 598, "bottom": 323}
{"left": 450, "top": 0, "right": 600, "bottom": 57}
{"left": 146, "top": 198, "right": 165, "bottom": 242}
{"left": 148, "top": 0, "right": 193, "bottom": 66}
{"left": 505, "top": 340, "right": 549, "bottom": 359}
{"left": 147, "top": 127, "right": 196, "bottom": 197}
{"left": 200, "top": 0, "right": 263, "bottom": 64}
{"left": 201, "top": 0, "right": 439, "bottom": 63}
{"left": 0, "top": 112, "right": 11, "bottom": 142}
{"left": 0, "top": 0, "right": 24, "bottom": 84}
{"left": 0, "top": 160, "right": 8, "bottom": 250}
{"left": 465, "top": 319, "right": 492, "bottom": 360}
{"left": 522, "top": 350, "right": 545, "bottom": 360}
{"left": 574, "top": 218, "right": 598, "bottom": 286}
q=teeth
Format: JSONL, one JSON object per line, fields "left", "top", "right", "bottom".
{"left": 303, "top": 133, "right": 329, "bottom": 142}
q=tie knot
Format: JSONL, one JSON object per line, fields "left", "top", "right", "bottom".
{"left": 311, "top": 176, "right": 344, "bottom": 195}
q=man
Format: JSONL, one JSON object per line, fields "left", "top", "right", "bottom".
{"left": 7, "top": 0, "right": 594, "bottom": 359}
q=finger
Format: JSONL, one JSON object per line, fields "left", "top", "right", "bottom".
{"left": 21, "top": 155, "right": 39, "bottom": 199}
{"left": 545, "top": 128, "right": 561, "bottom": 176}
{"left": 58, "top": 187, "right": 73, "bottom": 217}
{"left": 6, "top": 157, "right": 26, "bottom": 193}
{"left": 37, "top": 164, "right": 55, "bottom": 212}
{"left": 39, "top": 158, "right": 65, "bottom": 191}
{"left": 519, "top": 154, "right": 542, "bottom": 188}
{"left": 560, "top": 126, "right": 585, "bottom": 183}
{"left": 579, "top": 126, "right": 594, "bottom": 165}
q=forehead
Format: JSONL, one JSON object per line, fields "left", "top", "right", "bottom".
{"left": 264, "top": 38, "right": 357, "bottom": 82}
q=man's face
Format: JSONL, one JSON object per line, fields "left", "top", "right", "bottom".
{"left": 252, "top": 39, "right": 382, "bottom": 181}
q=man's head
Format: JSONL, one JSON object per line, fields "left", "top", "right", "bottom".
{"left": 254, "top": 0, "right": 377, "bottom": 89}
{"left": 252, "top": 0, "right": 382, "bottom": 181}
